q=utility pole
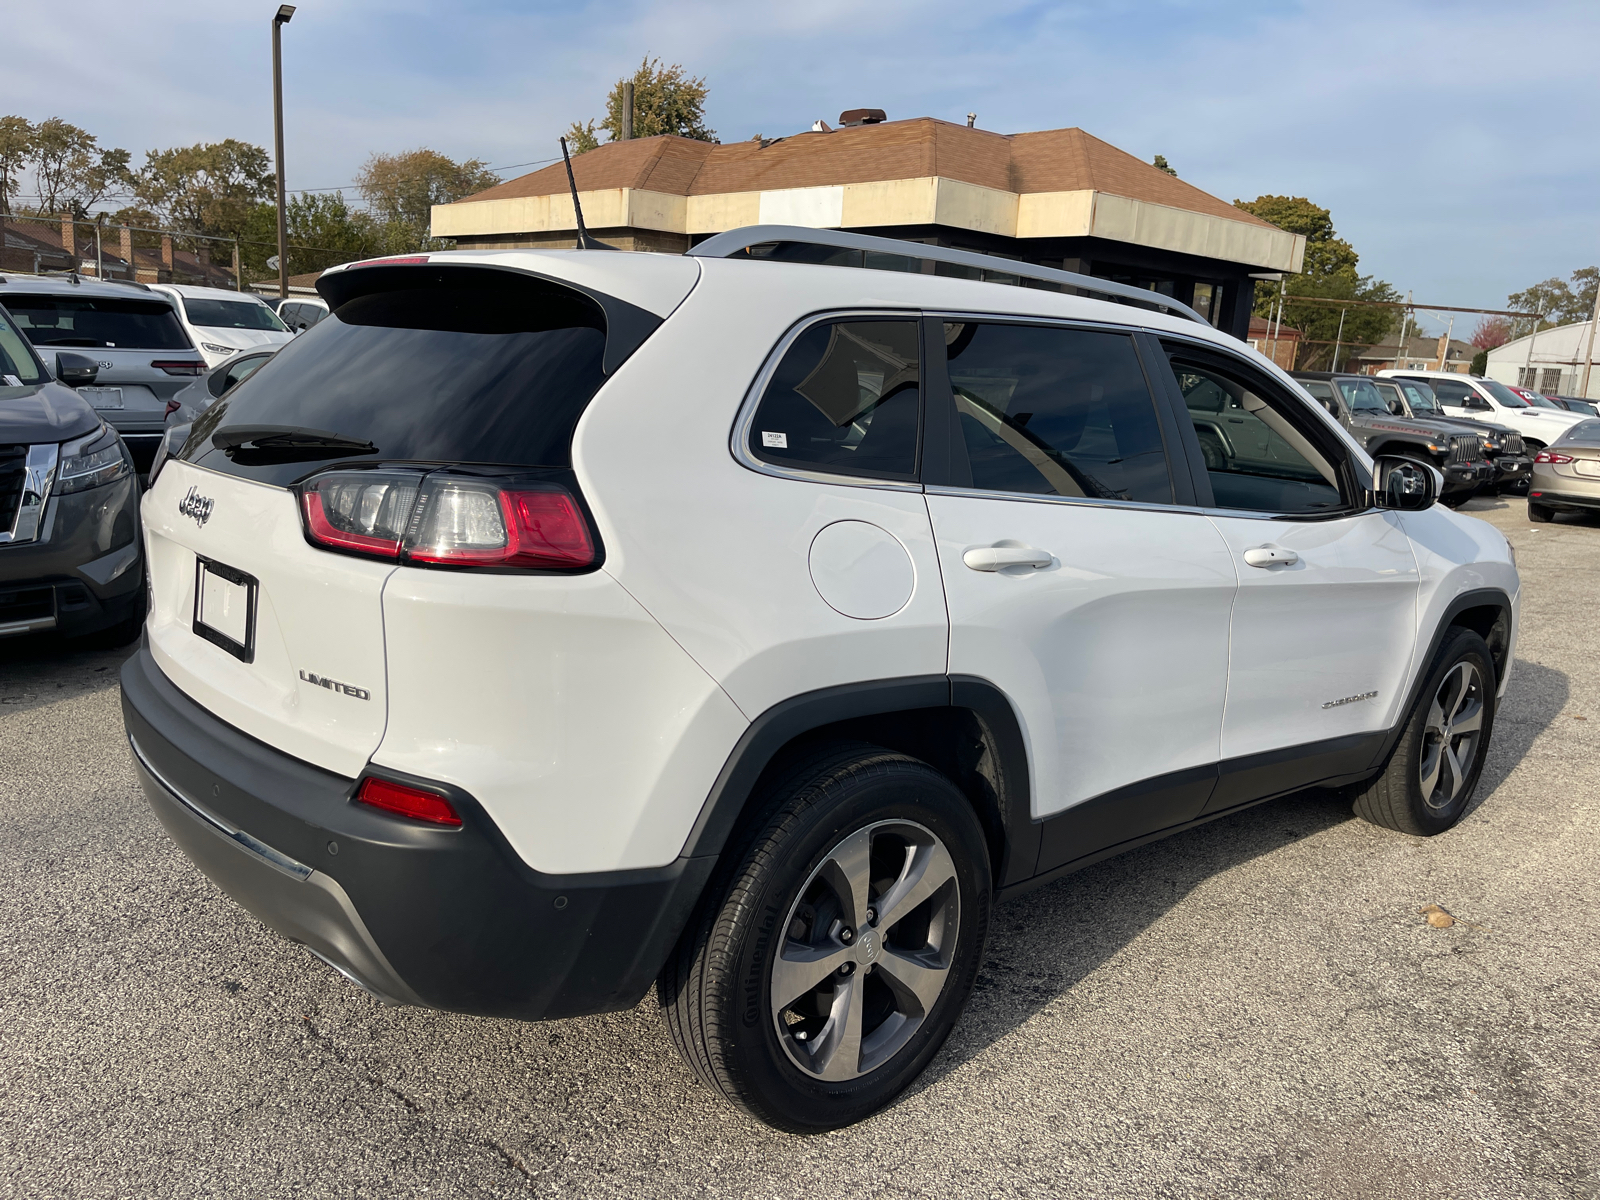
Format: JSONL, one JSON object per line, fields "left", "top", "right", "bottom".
{"left": 1331, "top": 307, "right": 1347, "bottom": 372}
{"left": 232, "top": 238, "right": 242, "bottom": 292}
{"left": 1522, "top": 312, "right": 1542, "bottom": 387}
{"left": 94, "top": 214, "right": 104, "bottom": 281}
{"left": 1395, "top": 291, "right": 1412, "bottom": 369}
{"left": 271, "top": 5, "right": 296, "bottom": 301}
{"left": 1581, "top": 285, "right": 1600, "bottom": 399}
{"left": 621, "top": 81, "right": 635, "bottom": 140}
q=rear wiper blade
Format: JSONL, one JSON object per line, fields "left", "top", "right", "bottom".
{"left": 212, "top": 424, "right": 376, "bottom": 453}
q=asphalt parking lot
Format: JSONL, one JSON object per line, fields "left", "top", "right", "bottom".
{"left": 2, "top": 494, "right": 1597, "bottom": 1200}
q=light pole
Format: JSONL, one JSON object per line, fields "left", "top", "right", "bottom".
{"left": 272, "top": 4, "right": 295, "bottom": 301}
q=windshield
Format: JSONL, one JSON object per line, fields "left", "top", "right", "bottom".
{"left": 1479, "top": 379, "right": 1528, "bottom": 408}
{"left": 1399, "top": 380, "right": 1440, "bottom": 412}
{"left": 181, "top": 296, "right": 288, "bottom": 332}
{"left": 4, "top": 293, "right": 191, "bottom": 349}
{"left": 0, "top": 307, "right": 46, "bottom": 385}
{"left": 1526, "top": 393, "right": 1561, "bottom": 409}
{"left": 1335, "top": 377, "right": 1389, "bottom": 413}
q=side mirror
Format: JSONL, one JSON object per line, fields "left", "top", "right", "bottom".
{"left": 55, "top": 352, "right": 100, "bottom": 387}
{"left": 1372, "top": 456, "right": 1440, "bottom": 511}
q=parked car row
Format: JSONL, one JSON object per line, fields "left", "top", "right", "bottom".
{"left": 0, "top": 274, "right": 291, "bottom": 646}
{"left": 117, "top": 228, "right": 1520, "bottom": 1132}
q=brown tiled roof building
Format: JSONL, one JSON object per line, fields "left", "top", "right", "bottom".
{"left": 432, "top": 117, "right": 1306, "bottom": 342}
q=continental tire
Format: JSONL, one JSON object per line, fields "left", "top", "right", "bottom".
{"left": 1352, "top": 627, "right": 1496, "bottom": 836}
{"left": 658, "top": 744, "right": 991, "bottom": 1133}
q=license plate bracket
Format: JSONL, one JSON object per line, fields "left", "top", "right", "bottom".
{"left": 193, "top": 556, "right": 257, "bottom": 663}
{"left": 80, "top": 387, "right": 123, "bottom": 409}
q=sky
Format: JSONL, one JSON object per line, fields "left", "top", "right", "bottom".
{"left": 4, "top": 0, "right": 1596, "bottom": 333}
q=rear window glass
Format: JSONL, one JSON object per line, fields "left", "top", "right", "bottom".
{"left": 4, "top": 294, "right": 190, "bottom": 350}
{"left": 186, "top": 272, "right": 608, "bottom": 485}
{"left": 748, "top": 319, "right": 921, "bottom": 479}
{"left": 181, "top": 297, "right": 287, "bottom": 332}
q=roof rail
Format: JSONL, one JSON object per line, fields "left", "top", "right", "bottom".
{"left": 687, "top": 225, "right": 1212, "bottom": 326}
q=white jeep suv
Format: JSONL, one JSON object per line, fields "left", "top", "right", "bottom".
{"left": 1378, "top": 368, "right": 1586, "bottom": 451}
{"left": 123, "top": 229, "right": 1519, "bottom": 1133}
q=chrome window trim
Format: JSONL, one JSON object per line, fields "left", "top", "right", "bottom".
{"left": 0, "top": 444, "right": 59, "bottom": 545}
{"left": 730, "top": 307, "right": 928, "bottom": 494}
{"left": 924, "top": 484, "right": 1205, "bottom": 518}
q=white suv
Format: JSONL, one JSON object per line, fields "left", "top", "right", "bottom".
{"left": 123, "top": 228, "right": 1519, "bottom": 1132}
{"left": 147, "top": 283, "right": 293, "bottom": 368}
{"left": 1378, "top": 368, "right": 1587, "bottom": 451}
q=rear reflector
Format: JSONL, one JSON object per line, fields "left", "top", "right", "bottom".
{"left": 151, "top": 359, "right": 207, "bottom": 376}
{"left": 355, "top": 777, "right": 462, "bottom": 827}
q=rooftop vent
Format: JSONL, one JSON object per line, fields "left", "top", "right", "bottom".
{"left": 838, "top": 108, "right": 886, "bottom": 126}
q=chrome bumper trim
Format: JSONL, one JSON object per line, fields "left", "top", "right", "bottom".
{"left": 128, "top": 733, "right": 314, "bottom": 881}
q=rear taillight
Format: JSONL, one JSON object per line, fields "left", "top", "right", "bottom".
{"left": 152, "top": 359, "right": 207, "bottom": 376}
{"left": 164, "top": 400, "right": 181, "bottom": 417}
{"left": 1534, "top": 450, "right": 1574, "bottom": 464}
{"left": 355, "top": 777, "right": 461, "bottom": 827}
{"left": 299, "top": 471, "right": 596, "bottom": 570}
{"left": 300, "top": 473, "right": 419, "bottom": 558}
{"left": 406, "top": 480, "right": 594, "bottom": 568}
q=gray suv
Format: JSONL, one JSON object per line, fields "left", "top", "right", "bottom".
{"left": 0, "top": 275, "right": 207, "bottom": 474}
{"left": 1290, "top": 372, "right": 1493, "bottom": 507}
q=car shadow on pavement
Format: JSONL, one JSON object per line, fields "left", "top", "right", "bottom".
{"left": 0, "top": 633, "right": 134, "bottom": 715}
{"left": 912, "top": 654, "right": 1565, "bottom": 1092}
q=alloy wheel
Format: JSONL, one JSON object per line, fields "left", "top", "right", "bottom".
{"left": 1418, "top": 661, "right": 1485, "bottom": 811}
{"left": 771, "top": 820, "right": 960, "bottom": 1081}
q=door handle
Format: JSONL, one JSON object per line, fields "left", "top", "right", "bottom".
{"left": 963, "top": 546, "right": 1054, "bottom": 572}
{"left": 1243, "top": 545, "right": 1299, "bottom": 568}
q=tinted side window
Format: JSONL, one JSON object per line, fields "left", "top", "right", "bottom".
{"left": 1430, "top": 378, "right": 1483, "bottom": 407}
{"left": 944, "top": 322, "right": 1172, "bottom": 503}
{"left": 1168, "top": 352, "right": 1344, "bottom": 515}
{"left": 749, "top": 320, "right": 920, "bottom": 479}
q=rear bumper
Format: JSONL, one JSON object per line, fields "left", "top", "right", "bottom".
{"left": 1528, "top": 488, "right": 1600, "bottom": 510}
{"left": 120, "top": 646, "right": 715, "bottom": 1020}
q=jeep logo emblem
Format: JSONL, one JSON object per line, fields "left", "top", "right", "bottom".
{"left": 177, "top": 486, "right": 214, "bottom": 527}
{"left": 857, "top": 929, "right": 879, "bottom": 963}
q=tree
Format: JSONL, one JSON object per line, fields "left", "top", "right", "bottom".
{"left": 1507, "top": 266, "right": 1598, "bottom": 330}
{"left": 0, "top": 117, "right": 35, "bottom": 215}
{"left": 237, "top": 192, "right": 384, "bottom": 282}
{"left": 1470, "top": 350, "right": 1489, "bottom": 375}
{"left": 1152, "top": 154, "right": 1176, "bottom": 177}
{"left": 355, "top": 149, "right": 499, "bottom": 250}
{"left": 135, "top": 140, "right": 274, "bottom": 241}
{"left": 1233, "top": 194, "right": 1401, "bottom": 369}
{"left": 565, "top": 57, "right": 715, "bottom": 151}
{"left": 30, "top": 117, "right": 132, "bottom": 217}
{"left": 1470, "top": 316, "right": 1511, "bottom": 350}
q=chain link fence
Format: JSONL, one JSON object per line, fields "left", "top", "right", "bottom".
{"left": 1, "top": 212, "right": 242, "bottom": 289}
